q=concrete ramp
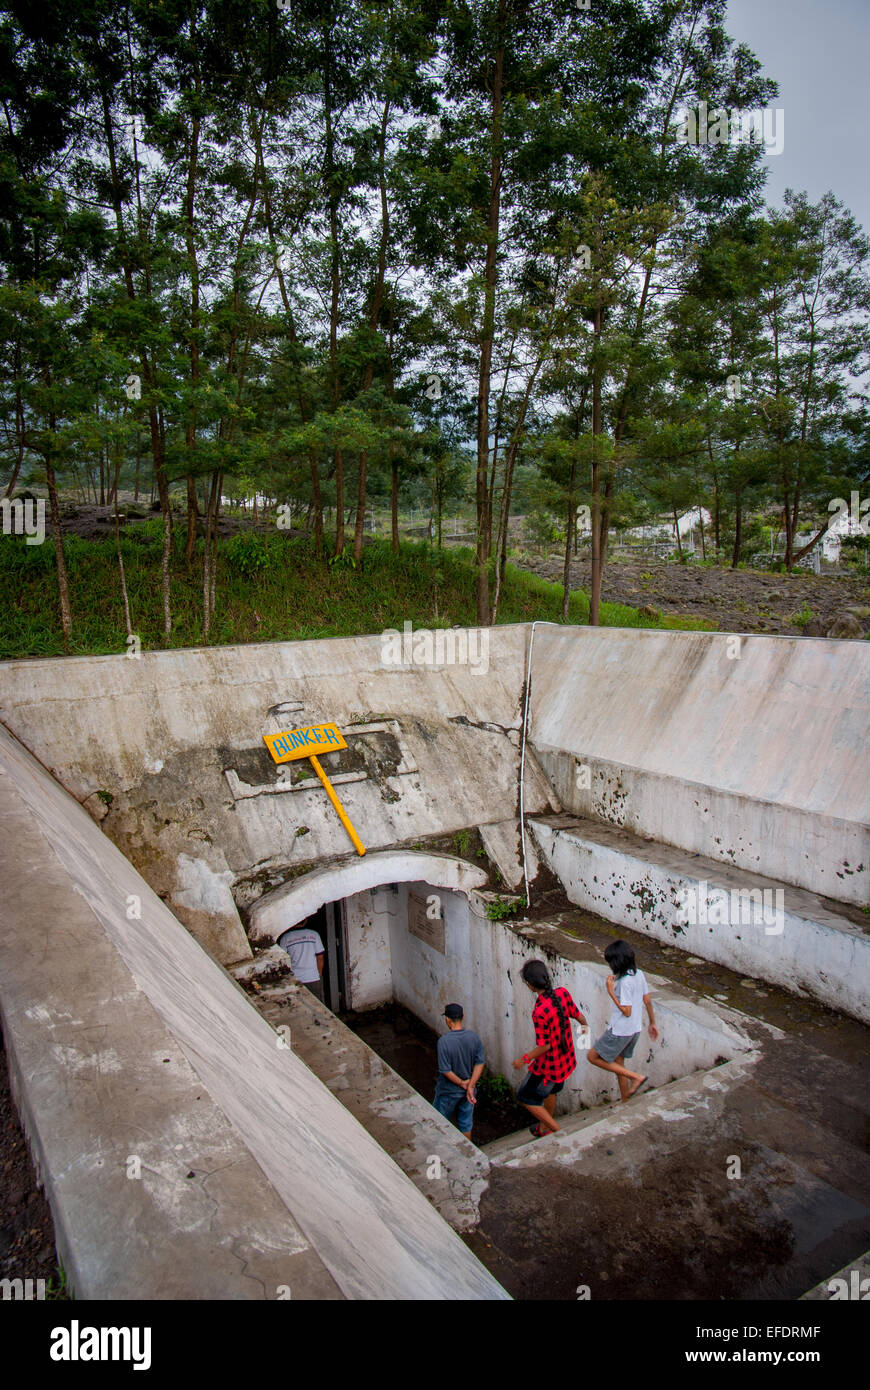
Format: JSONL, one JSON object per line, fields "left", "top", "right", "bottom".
{"left": 0, "top": 724, "right": 508, "bottom": 1301}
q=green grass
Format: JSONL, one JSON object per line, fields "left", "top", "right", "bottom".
{"left": 0, "top": 531, "right": 714, "bottom": 660}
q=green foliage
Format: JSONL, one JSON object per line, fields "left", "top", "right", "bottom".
{"left": 452, "top": 829, "right": 472, "bottom": 856}
{"left": 328, "top": 546, "right": 357, "bottom": 572}
{"left": 523, "top": 510, "right": 563, "bottom": 551}
{"left": 45, "top": 1264, "right": 71, "bottom": 1300}
{"left": 485, "top": 895, "right": 520, "bottom": 921}
{"left": 224, "top": 532, "right": 271, "bottom": 579}
{"left": 0, "top": 532, "right": 717, "bottom": 659}
{"left": 793, "top": 601, "right": 816, "bottom": 629}
{"left": 476, "top": 1072, "right": 514, "bottom": 1106}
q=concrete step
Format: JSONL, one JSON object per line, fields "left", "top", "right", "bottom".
{"left": 481, "top": 1089, "right": 657, "bottom": 1161}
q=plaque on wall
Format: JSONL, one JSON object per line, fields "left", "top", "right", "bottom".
{"left": 407, "top": 890, "right": 445, "bottom": 954}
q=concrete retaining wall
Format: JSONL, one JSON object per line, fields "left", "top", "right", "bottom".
{"left": 343, "top": 879, "right": 752, "bottom": 1114}
{"left": 0, "top": 630, "right": 554, "bottom": 966}
{"left": 528, "top": 627, "right": 870, "bottom": 906}
{"left": 531, "top": 816, "right": 870, "bottom": 1025}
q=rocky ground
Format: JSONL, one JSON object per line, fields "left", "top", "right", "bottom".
{"left": 516, "top": 551, "right": 870, "bottom": 639}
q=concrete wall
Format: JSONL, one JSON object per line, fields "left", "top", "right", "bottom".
{"left": 345, "top": 887, "right": 393, "bottom": 1010}
{"left": 0, "top": 630, "right": 555, "bottom": 966}
{"left": 528, "top": 627, "right": 870, "bottom": 906}
{"left": 531, "top": 817, "right": 870, "bottom": 1025}
{"left": 0, "top": 725, "right": 508, "bottom": 1300}
{"left": 353, "top": 879, "right": 752, "bottom": 1114}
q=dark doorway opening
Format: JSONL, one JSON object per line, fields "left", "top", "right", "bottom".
{"left": 340, "top": 1002, "right": 527, "bottom": 1145}
{"left": 277, "top": 902, "right": 347, "bottom": 1012}
{"left": 321, "top": 900, "right": 347, "bottom": 1012}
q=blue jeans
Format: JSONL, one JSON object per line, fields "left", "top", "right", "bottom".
{"left": 433, "top": 1081, "right": 474, "bottom": 1133}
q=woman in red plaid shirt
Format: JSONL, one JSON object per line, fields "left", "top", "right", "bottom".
{"left": 512, "top": 960, "right": 587, "bottom": 1138}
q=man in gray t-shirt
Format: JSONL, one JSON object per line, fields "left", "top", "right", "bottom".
{"left": 433, "top": 1003, "right": 485, "bottom": 1138}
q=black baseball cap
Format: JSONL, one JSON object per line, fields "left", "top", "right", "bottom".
{"left": 443, "top": 1003, "right": 464, "bottom": 1020}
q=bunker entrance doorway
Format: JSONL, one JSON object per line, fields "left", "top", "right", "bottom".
{"left": 280, "top": 903, "right": 347, "bottom": 1013}
{"left": 318, "top": 878, "right": 533, "bottom": 1144}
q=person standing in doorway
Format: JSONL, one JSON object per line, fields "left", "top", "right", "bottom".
{"left": 587, "top": 939, "right": 658, "bottom": 1101}
{"left": 277, "top": 920, "right": 326, "bottom": 1002}
{"left": 433, "top": 1004, "right": 485, "bottom": 1140}
{"left": 513, "top": 960, "right": 587, "bottom": 1138}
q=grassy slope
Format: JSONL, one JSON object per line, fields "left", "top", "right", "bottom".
{"left": 0, "top": 528, "right": 714, "bottom": 660}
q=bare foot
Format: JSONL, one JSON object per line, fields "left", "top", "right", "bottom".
{"left": 626, "top": 1076, "right": 649, "bottom": 1099}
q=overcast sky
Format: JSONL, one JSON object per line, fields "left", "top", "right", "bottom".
{"left": 724, "top": 0, "right": 869, "bottom": 232}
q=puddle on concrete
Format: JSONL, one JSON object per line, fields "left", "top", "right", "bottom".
{"left": 340, "top": 1002, "right": 528, "bottom": 1145}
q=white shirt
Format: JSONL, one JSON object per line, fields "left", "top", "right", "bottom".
{"left": 277, "top": 927, "right": 324, "bottom": 984}
{"left": 609, "top": 970, "right": 648, "bottom": 1036}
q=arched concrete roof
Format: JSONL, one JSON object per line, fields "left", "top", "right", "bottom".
{"left": 248, "top": 850, "right": 489, "bottom": 945}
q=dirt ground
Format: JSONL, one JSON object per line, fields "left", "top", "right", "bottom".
{"left": 517, "top": 551, "right": 870, "bottom": 637}
{"left": 0, "top": 1027, "right": 66, "bottom": 1297}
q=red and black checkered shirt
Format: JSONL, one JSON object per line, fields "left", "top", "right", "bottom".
{"left": 529, "top": 988, "right": 583, "bottom": 1083}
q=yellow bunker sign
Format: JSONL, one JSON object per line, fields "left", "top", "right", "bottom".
{"left": 262, "top": 723, "right": 364, "bottom": 857}
{"left": 263, "top": 723, "right": 348, "bottom": 763}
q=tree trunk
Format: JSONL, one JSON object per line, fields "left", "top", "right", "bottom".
{"left": 562, "top": 456, "right": 578, "bottom": 621}
{"left": 353, "top": 98, "right": 391, "bottom": 565}
{"left": 114, "top": 465, "right": 133, "bottom": 639}
{"left": 475, "top": 20, "right": 504, "bottom": 625}
{"left": 590, "top": 297, "right": 603, "bottom": 626}
{"left": 391, "top": 449, "right": 399, "bottom": 553}
{"left": 731, "top": 491, "right": 743, "bottom": 568}
{"left": 45, "top": 451, "right": 72, "bottom": 645}
{"left": 185, "top": 474, "right": 199, "bottom": 561}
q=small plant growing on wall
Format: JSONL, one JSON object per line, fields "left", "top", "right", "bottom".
{"left": 486, "top": 895, "right": 520, "bottom": 920}
{"left": 452, "top": 829, "right": 471, "bottom": 856}
{"left": 476, "top": 1072, "right": 513, "bottom": 1105}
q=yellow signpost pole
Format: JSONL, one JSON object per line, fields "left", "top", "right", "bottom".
{"left": 262, "top": 724, "right": 366, "bottom": 857}
{"left": 308, "top": 755, "right": 366, "bottom": 856}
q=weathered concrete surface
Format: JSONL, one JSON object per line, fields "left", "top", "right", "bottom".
{"left": 529, "top": 626, "right": 870, "bottom": 906}
{"left": 247, "top": 979, "right": 491, "bottom": 1231}
{"left": 531, "top": 815, "right": 870, "bottom": 1024}
{"left": 0, "top": 629, "right": 555, "bottom": 964}
{"left": 248, "top": 849, "right": 489, "bottom": 947}
{"left": 484, "top": 1054, "right": 762, "bottom": 1168}
{"left": 801, "top": 1250, "right": 870, "bottom": 1300}
{"left": 0, "top": 738, "right": 341, "bottom": 1299}
{"left": 0, "top": 725, "right": 509, "bottom": 1300}
{"left": 480, "top": 818, "right": 539, "bottom": 890}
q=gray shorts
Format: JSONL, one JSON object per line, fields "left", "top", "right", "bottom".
{"left": 593, "top": 1028, "right": 640, "bottom": 1062}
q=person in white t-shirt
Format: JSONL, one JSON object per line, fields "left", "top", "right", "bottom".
{"left": 277, "top": 922, "right": 326, "bottom": 1002}
{"left": 587, "top": 940, "right": 658, "bottom": 1101}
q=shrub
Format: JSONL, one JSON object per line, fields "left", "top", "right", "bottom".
{"left": 224, "top": 531, "right": 271, "bottom": 578}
